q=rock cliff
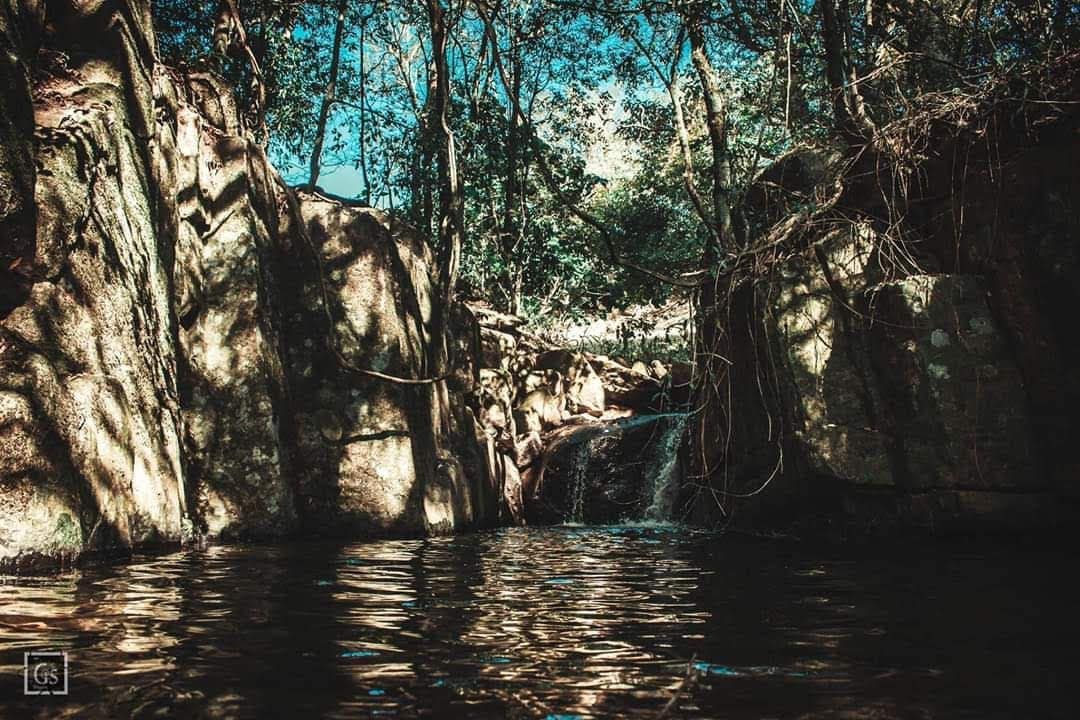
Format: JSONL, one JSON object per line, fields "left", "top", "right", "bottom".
{"left": 0, "top": 0, "right": 498, "bottom": 570}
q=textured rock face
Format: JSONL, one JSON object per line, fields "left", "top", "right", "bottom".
{"left": 535, "top": 350, "right": 605, "bottom": 415}
{"left": 586, "top": 352, "right": 664, "bottom": 412}
{"left": 868, "top": 275, "right": 1036, "bottom": 492}
{"left": 279, "top": 196, "right": 496, "bottom": 535}
{"left": 1, "top": 1, "right": 186, "bottom": 569}
{"left": 691, "top": 81, "right": 1080, "bottom": 536}
{"left": 772, "top": 230, "right": 1037, "bottom": 491}
{"left": 693, "top": 224, "right": 1067, "bottom": 536}
{"left": 770, "top": 228, "right": 895, "bottom": 488}
{"left": 163, "top": 73, "right": 296, "bottom": 540}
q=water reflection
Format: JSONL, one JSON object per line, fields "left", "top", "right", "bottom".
{"left": 1, "top": 528, "right": 1074, "bottom": 718}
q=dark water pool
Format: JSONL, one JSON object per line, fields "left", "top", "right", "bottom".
{"left": 1, "top": 526, "right": 1074, "bottom": 718}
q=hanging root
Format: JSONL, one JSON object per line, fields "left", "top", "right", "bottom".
{"left": 689, "top": 50, "right": 1080, "bottom": 522}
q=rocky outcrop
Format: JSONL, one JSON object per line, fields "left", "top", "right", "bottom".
{"left": 162, "top": 72, "right": 297, "bottom": 540}
{"left": 694, "top": 231, "right": 1072, "bottom": 535}
{"left": 0, "top": 0, "right": 499, "bottom": 570}
{"left": 534, "top": 349, "right": 606, "bottom": 416}
{"left": 278, "top": 197, "right": 497, "bottom": 535}
{"left": 1, "top": 1, "right": 187, "bottom": 569}
{"left": 764, "top": 228, "right": 1037, "bottom": 494}
{"left": 587, "top": 353, "right": 667, "bottom": 411}
{"left": 690, "top": 76, "right": 1080, "bottom": 536}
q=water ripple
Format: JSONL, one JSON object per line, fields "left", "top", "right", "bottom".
{"left": 0, "top": 527, "right": 1075, "bottom": 718}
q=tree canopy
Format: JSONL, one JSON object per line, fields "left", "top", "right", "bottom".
{"left": 152, "top": 0, "right": 1078, "bottom": 318}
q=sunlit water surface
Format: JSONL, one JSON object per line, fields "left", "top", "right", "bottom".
{"left": 1, "top": 526, "right": 1073, "bottom": 718}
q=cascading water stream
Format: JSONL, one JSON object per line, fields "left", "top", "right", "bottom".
{"left": 567, "top": 437, "right": 596, "bottom": 524}
{"left": 555, "top": 413, "right": 689, "bottom": 525}
{"left": 643, "top": 413, "right": 689, "bottom": 522}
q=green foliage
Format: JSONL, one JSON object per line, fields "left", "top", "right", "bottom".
{"left": 152, "top": 0, "right": 1079, "bottom": 321}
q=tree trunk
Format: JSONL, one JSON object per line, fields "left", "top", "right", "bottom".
{"left": 820, "top": 0, "right": 875, "bottom": 142}
{"left": 821, "top": 0, "right": 851, "bottom": 133}
{"left": 427, "top": 0, "right": 464, "bottom": 369}
{"left": 684, "top": 7, "right": 736, "bottom": 254}
{"left": 308, "top": 0, "right": 348, "bottom": 190}
{"left": 502, "top": 35, "right": 523, "bottom": 313}
{"left": 837, "top": 0, "right": 875, "bottom": 132}
{"left": 358, "top": 14, "right": 371, "bottom": 205}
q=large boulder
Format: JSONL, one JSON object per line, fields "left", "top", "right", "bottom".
{"left": 770, "top": 227, "right": 896, "bottom": 487}
{"left": 535, "top": 349, "right": 605, "bottom": 416}
{"left": 278, "top": 196, "right": 498, "bottom": 536}
{"left": 586, "top": 353, "right": 662, "bottom": 412}
{"left": 165, "top": 72, "right": 296, "bottom": 540}
{"left": 868, "top": 274, "right": 1037, "bottom": 491}
{"left": 692, "top": 224, "right": 1059, "bottom": 536}
{"left": 770, "top": 229, "right": 1039, "bottom": 494}
{"left": 479, "top": 326, "right": 517, "bottom": 370}
{"left": 476, "top": 367, "right": 516, "bottom": 437}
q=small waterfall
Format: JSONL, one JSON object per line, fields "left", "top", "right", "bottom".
{"left": 642, "top": 414, "right": 689, "bottom": 522}
{"left": 540, "top": 413, "right": 689, "bottom": 526}
{"left": 567, "top": 437, "right": 595, "bottom": 524}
